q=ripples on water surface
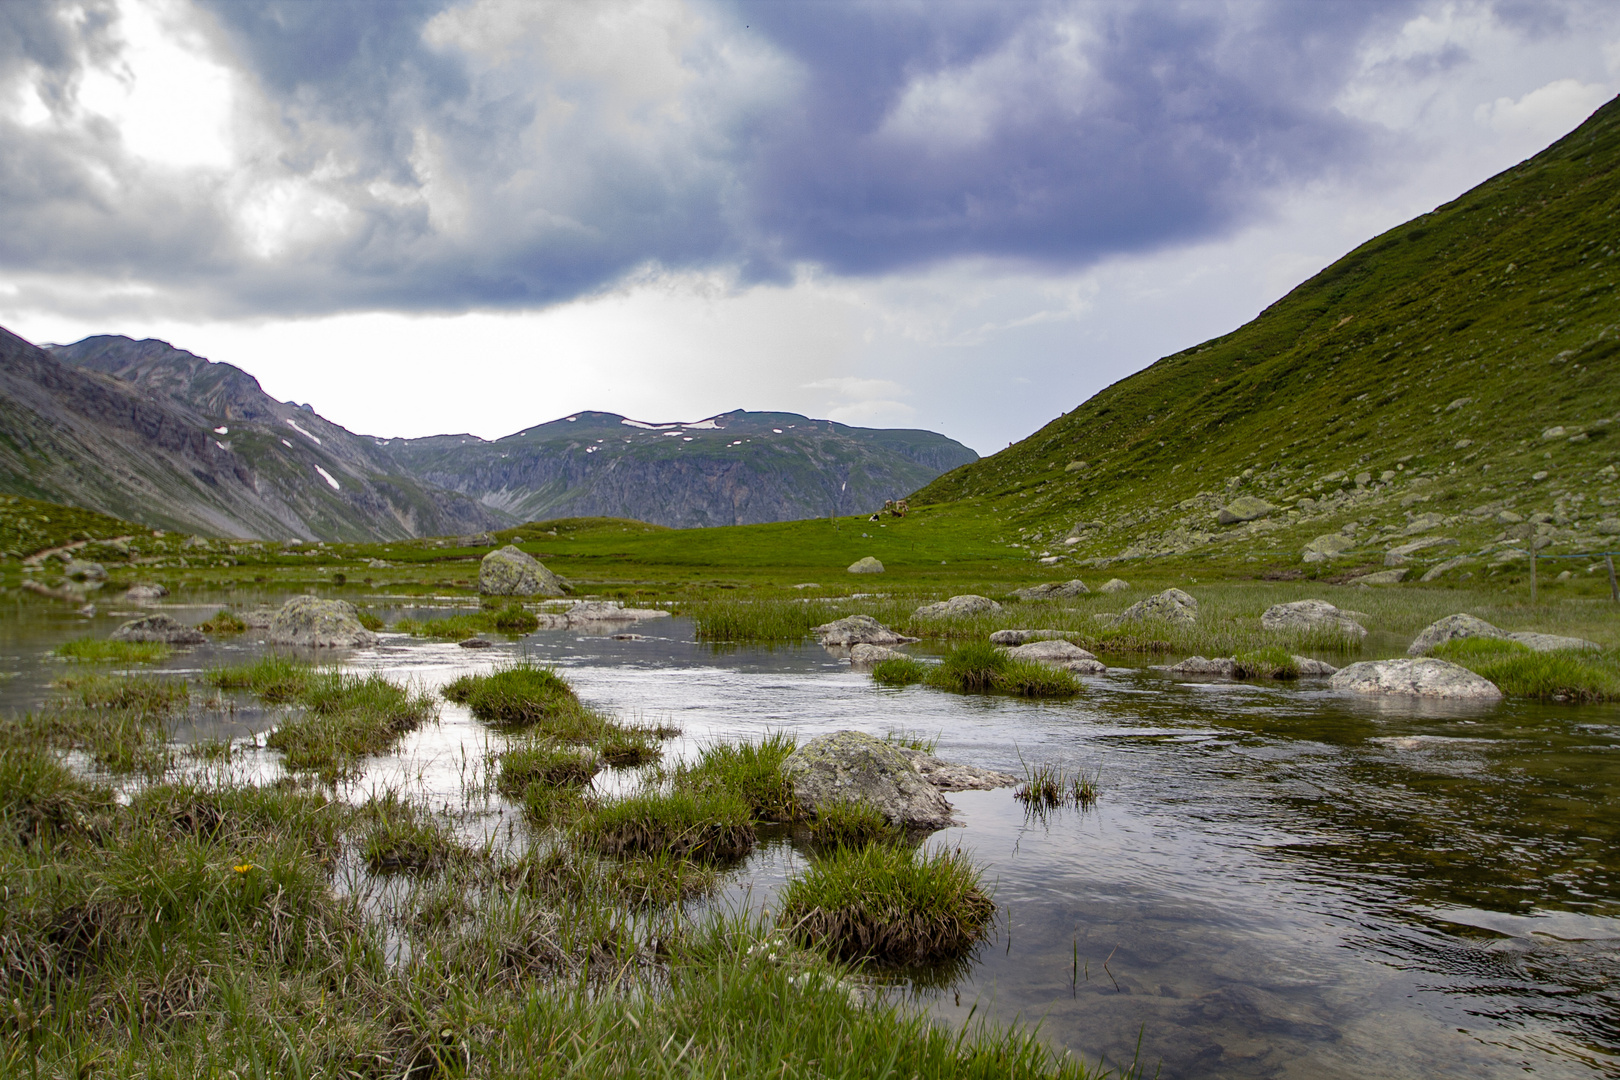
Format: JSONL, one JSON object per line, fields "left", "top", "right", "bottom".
{"left": 4, "top": 596, "right": 1618, "bottom": 1079}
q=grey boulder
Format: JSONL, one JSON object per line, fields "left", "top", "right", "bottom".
{"left": 988, "top": 628, "right": 1070, "bottom": 646}
{"left": 1260, "top": 599, "right": 1368, "bottom": 639}
{"left": 847, "top": 556, "right": 885, "bottom": 574}
{"left": 1217, "top": 496, "right": 1275, "bottom": 525}
{"left": 1003, "top": 639, "right": 1096, "bottom": 664}
{"left": 1166, "top": 655, "right": 1236, "bottom": 677}
{"left": 901, "top": 751, "right": 1018, "bottom": 792}
{"left": 913, "top": 594, "right": 1002, "bottom": 620}
{"left": 110, "top": 613, "right": 205, "bottom": 645}
{"left": 1115, "top": 588, "right": 1198, "bottom": 624}
{"left": 1349, "top": 569, "right": 1407, "bottom": 585}
{"left": 1011, "top": 580, "right": 1090, "bottom": 600}
{"left": 123, "top": 583, "right": 168, "bottom": 602}
{"left": 64, "top": 560, "right": 107, "bottom": 583}
{"left": 782, "top": 730, "right": 954, "bottom": 829}
{"left": 1407, "top": 613, "right": 1506, "bottom": 656}
{"left": 478, "top": 545, "right": 566, "bottom": 597}
{"left": 1097, "top": 578, "right": 1130, "bottom": 593}
{"left": 1302, "top": 533, "right": 1355, "bottom": 562}
{"left": 813, "top": 615, "right": 916, "bottom": 646}
{"left": 566, "top": 601, "right": 671, "bottom": 626}
{"left": 267, "top": 596, "right": 378, "bottom": 648}
{"left": 849, "top": 643, "right": 909, "bottom": 668}
{"left": 1506, "top": 632, "right": 1601, "bottom": 652}
{"left": 1330, "top": 658, "right": 1502, "bottom": 701}
{"left": 1292, "top": 656, "right": 1339, "bottom": 677}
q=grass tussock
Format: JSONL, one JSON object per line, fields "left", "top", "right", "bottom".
{"left": 1231, "top": 646, "right": 1301, "bottom": 680}
{"left": 496, "top": 742, "right": 601, "bottom": 797}
{"left": 264, "top": 670, "right": 436, "bottom": 780}
{"left": 924, "top": 642, "right": 1080, "bottom": 698}
{"left": 443, "top": 662, "right": 607, "bottom": 739}
{"left": 779, "top": 843, "right": 995, "bottom": 966}
{"left": 4, "top": 674, "right": 189, "bottom": 775}
{"left": 806, "top": 799, "right": 900, "bottom": 849}
{"left": 1432, "top": 638, "right": 1620, "bottom": 702}
{"left": 53, "top": 637, "right": 170, "bottom": 664}
{"left": 688, "top": 595, "right": 830, "bottom": 643}
{"left": 359, "top": 791, "right": 474, "bottom": 875}
{"left": 871, "top": 656, "right": 927, "bottom": 685}
{"left": 676, "top": 733, "right": 800, "bottom": 822}
{"left": 55, "top": 673, "right": 188, "bottom": 715}
{"left": 582, "top": 788, "right": 756, "bottom": 861}
{"left": 204, "top": 653, "right": 313, "bottom": 702}
{"left": 395, "top": 602, "right": 539, "bottom": 640}
{"left": 199, "top": 609, "right": 247, "bottom": 634}
{"left": 1015, "top": 763, "right": 1099, "bottom": 811}
{"left": 0, "top": 745, "right": 113, "bottom": 848}
{"left": 512, "top": 847, "right": 718, "bottom": 909}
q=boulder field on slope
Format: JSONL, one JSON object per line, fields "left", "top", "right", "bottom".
{"left": 1407, "top": 613, "right": 1600, "bottom": 656}
{"left": 1330, "top": 658, "right": 1502, "bottom": 700}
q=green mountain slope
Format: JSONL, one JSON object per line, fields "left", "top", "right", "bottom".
{"left": 914, "top": 95, "right": 1620, "bottom": 579}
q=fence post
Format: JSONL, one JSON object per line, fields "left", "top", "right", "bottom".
{"left": 1608, "top": 553, "right": 1618, "bottom": 603}
{"left": 1529, "top": 542, "right": 1537, "bottom": 603}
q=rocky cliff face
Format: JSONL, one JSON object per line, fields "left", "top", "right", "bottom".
{"left": 3, "top": 333, "right": 977, "bottom": 537}
{"left": 383, "top": 410, "right": 978, "bottom": 527}
{"left": 0, "top": 331, "right": 504, "bottom": 540}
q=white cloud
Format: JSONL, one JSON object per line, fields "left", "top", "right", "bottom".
{"left": 1475, "top": 78, "right": 1613, "bottom": 138}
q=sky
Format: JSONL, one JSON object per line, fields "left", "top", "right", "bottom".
{"left": 1, "top": 0, "right": 1617, "bottom": 455}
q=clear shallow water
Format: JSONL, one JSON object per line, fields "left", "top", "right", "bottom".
{"left": 6, "top": 594, "right": 1620, "bottom": 1078}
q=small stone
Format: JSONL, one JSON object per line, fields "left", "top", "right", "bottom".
{"left": 1541, "top": 426, "right": 1566, "bottom": 440}
{"left": 458, "top": 637, "right": 493, "bottom": 649}
{"left": 847, "top": 556, "right": 885, "bottom": 574}
{"left": 988, "top": 629, "right": 1069, "bottom": 646}
{"left": 1355, "top": 472, "right": 1372, "bottom": 486}
{"left": 902, "top": 751, "right": 1018, "bottom": 791}
{"left": 1598, "top": 519, "right": 1620, "bottom": 535}
{"left": 1292, "top": 656, "right": 1339, "bottom": 676}
{"left": 1350, "top": 569, "right": 1407, "bottom": 585}
{"left": 1330, "top": 658, "right": 1502, "bottom": 701}
{"left": 110, "top": 613, "right": 205, "bottom": 645}
{"left": 1495, "top": 511, "right": 1524, "bottom": 524}
{"left": 1532, "top": 471, "right": 1549, "bottom": 481}
{"left": 123, "top": 583, "right": 168, "bottom": 602}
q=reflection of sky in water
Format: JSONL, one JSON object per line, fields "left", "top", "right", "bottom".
{"left": 7, "top": 598, "right": 1620, "bottom": 1079}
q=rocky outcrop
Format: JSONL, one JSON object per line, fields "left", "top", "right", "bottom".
{"left": 1114, "top": 588, "right": 1198, "bottom": 624}
{"left": 1260, "top": 599, "right": 1368, "bottom": 639}
{"left": 988, "top": 628, "right": 1069, "bottom": 646}
{"left": 849, "top": 643, "right": 909, "bottom": 667}
{"left": 782, "top": 731, "right": 954, "bottom": 829}
{"left": 479, "top": 545, "right": 566, "bottom": 597}
{"left": 110, "top": 613, "right": 205, "bottom": 645}
{"left": 267, "top": 596, "right": 378, "bottom": 648}
{"left": 1216, "top": 495, "right": 1274, "bottom": 525}
{"left": 813, "top": 615, "right": 916, "bottom": 646}
{"left": 1330, "top": 658, "right": 1502, "bottom": 701}
{"left": 1011, "top": 580, "right": 1089, "bottom": 600}
{"left": 913, "top": 595, "right": 1001, "bottom": 619}
{"left": 1408, "top": 613, "right": 1600, "bottom": 655}
{"left": 847, "top": 556, "right": 884, "bottom": 574}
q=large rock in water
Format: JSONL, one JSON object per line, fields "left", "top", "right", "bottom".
{"left": 267, "top": 596, "right": 378, "bottom": 648}
{"left": 1260, "top": 599, "right": 1368, "bottom": 639}
{"left": 1116, "top": 588, "right": 1198, "bottom": 624}
{"left": 1003, "top": 638, "right": 1105, "bottom": 674}
{"left": 813, "top": 615, "right": 916, "bottom": 646}
{"left": 782, "top": 731, "right": 954, "bottom": 829}
{"left": 1330, "top": 658, "right": 1502, "bottom": 701}
{"left": 479, "top": 545, "right": 566, "bottom": 597}
{"left": 1011, "top": 580, "right": 1089, "bottom": 600}
{"left": 111, "top": 613, "right": 205, "bottom": 645}
{"left": 1217, "top": 496, "right": 1275, "bottom": 525}
{"left": 849, "top": 643, "right": 909, "bottom": 668}
{"left": 847, "top": 556, "right": 884, "bottom": 574}
{"left": 913, "top": 594, "right": 1001, "bottom": 619}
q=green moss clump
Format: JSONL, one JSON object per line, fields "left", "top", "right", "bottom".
{"left": 199, "top": 609, "right": 247, "bottom": 634}
{"left": 676, "top": 733, "right": 799, "bottom": 822}
{"left": 581, "top": 788, "right": 755, "bottom": 861}
{"left": 443, "top": 663, "right": 594, "bottom": 732}
{"left": 871, "top": 656, "right": 927, "bottom": 685}
{"left": 779, "top": 843, "right": 995, "bottom": 966}
{"left": 205, "top": 654, "right": 313, "bottom": 702}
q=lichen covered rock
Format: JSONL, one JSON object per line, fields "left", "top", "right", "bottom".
{"left": 913, "top": 594, "right": 1001, "bottom": 620}
{"left": 988, "top": 628, "right": 1069, "bottom": 646}
{"left": 478, "top": 545, "right": 566, "bottom": 597}
{"left": 849, "top": 643, "right": 909, "bottom": 668}
{"left": 783, "top": 730, "right": 954, "bottom": 829}
{"left": 813, "top": 615, "right": 916, "bottom": 646}
{"left": 1330, "top": 658, "right": 1502, "bottom": 700}
{"left": 847, "top": 556, "right": 884, "bottom": 574}
{"left": 267, "top": 596, "right": 378, "bottom": 648}
{"left": 1261, "top": 599, "right": 1368, "bottom": 639}
{"left": 1002, "top": 639, "right": 1095, "bottom": 664}
{"left": 1406, "top": 613, "right": 1506, "bottom": 656}
{"left": 1011, "top": 580, "right": 1089, "bottom": 600}
{"left": 1116, "top": 588, "right": 1198, "bottom": 624}
{"left": 1217, "top": 496, "right": 1275, "bottom": 525}
{"left": 110, "top": 613, "right": 205, "bottom": 645}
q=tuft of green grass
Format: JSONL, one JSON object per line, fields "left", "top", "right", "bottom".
{"left": 806, "top": 799, "right": 899, "bottom": 849}
{"left": 53, "top": 637, "right": 170, "bottom": 664}
{"left": 1433, "top": 639, "right": 1620, "bottom": 702}
{"left": 520, "top": 782, "right": 589, "bottom": 829}
{"left": 676, "top": 733, "right": 800, "bottom": 822}
{"left": 513, "top": 847, "right": 718, "bottom": 909}
{"left": 871, "top": 656, "right": 927, "bottom": 685}
{"left": 922, "top": 642, "right": 1080, "bottom": 697}
{"left": 1015, "top": 762, "right": 1100, "bottom": 811}
{"left": 581, "top": 787, "right": 756, "bottom": 861}
{"left": 55, "top": 673, "right": 188, "bottom": 715}
{"left": 205, "top": 654, "right": 313, "bottom": 702}
{"left": 396, "top": 602, "right": 539, "bottom": 640}
{"left": 496, "top": 742, "right": 601, "bottom": 797}
{"left": 778, "top": 843, "right": 995, "bottom": 966}
{"left": 356, "top": 610, "right": 384, "bottom": 631}
{"left": 199, "top": 609, "right": 247, "bottom": 634}
{"left": 359, "top": 792, "right": 471, "bottom": 875}
{"left": 1231, "top": 646, "right": 1301, "bottom": 680}
{"left": 265, "top": 670, "right": 437, "bottom": 779}
{"left": 687, "top": 595, "right": 829, "bottom": 643}
{"left": 883, "top": 728, "right": 939, "bottom": 753}
{"left": 0, "top": 744, "right": 113, "bottom": 847}
{"left": 443, "top": 662, "right": 603, "bottom": 736}
{"left": 598, "top": 727, "right": 662, "bottom": 767}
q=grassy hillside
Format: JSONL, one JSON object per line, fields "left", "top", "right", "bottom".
{"left": 912, "top": 95, "right": 1620, "bottom": 580}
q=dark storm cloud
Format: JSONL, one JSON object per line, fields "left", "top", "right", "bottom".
{"left": 0, "top": 0, "right": 1577, "bottom": 316}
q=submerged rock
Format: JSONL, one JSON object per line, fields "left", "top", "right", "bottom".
{"left": 110, "top": 613, "right": 205, "bottom": 645}
{"left": 849, "top": 643, "right": 909, "bottom": 668}
{"left": 458, "top": 637, "right": 493, "bottom": 649}
{"left": 813, "top": 615, "right": 916, "bottom": 646}
{"left": 1330, "top": 658, "right": 1502, "bottom": 701}
{"left": 1011, "top": 580, "right": 1090, "bottom": 600}
{"left": 123, "top": 583, "right": 168, "bottom": 602}
{"left": 478, "top": 545, "right": 566, "bottom": 597}
{"left": 913, "top": 594, "right": 1002, "bottom": 620}
{"left": 988, "top": 628, "right": 1070, "bottom": 646}
{"left": 1115, "top": 588, "right": 1198, "bottom": 624}
{"left": 1260, "top": 599, "right": 1368, "bottom": 639}
{"left": 267, "top": 596, "right": 378, "bottom": 648}
{"left": 565, "top": 601, "right": 671, "bottom": 626}
{"left": 1166, "top": 656, "right": 1237, "bottom": 677}
{"left": 783, "top": 730, "right": 954, "bottom": 829}
{"left": 847, "top": 556, "right": 885, "bottom": 574}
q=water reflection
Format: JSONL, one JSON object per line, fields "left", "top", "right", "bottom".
{"left": 4, "top": 593, "right": 1619, "bottom": 1078}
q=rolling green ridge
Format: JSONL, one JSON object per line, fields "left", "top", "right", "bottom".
{"left": 912, "top": 95, "right": 1620, "bottom": 579}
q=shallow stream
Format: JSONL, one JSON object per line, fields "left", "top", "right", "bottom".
{"left": 4, "top": 593, "right": 1619, "bottom": 1079}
